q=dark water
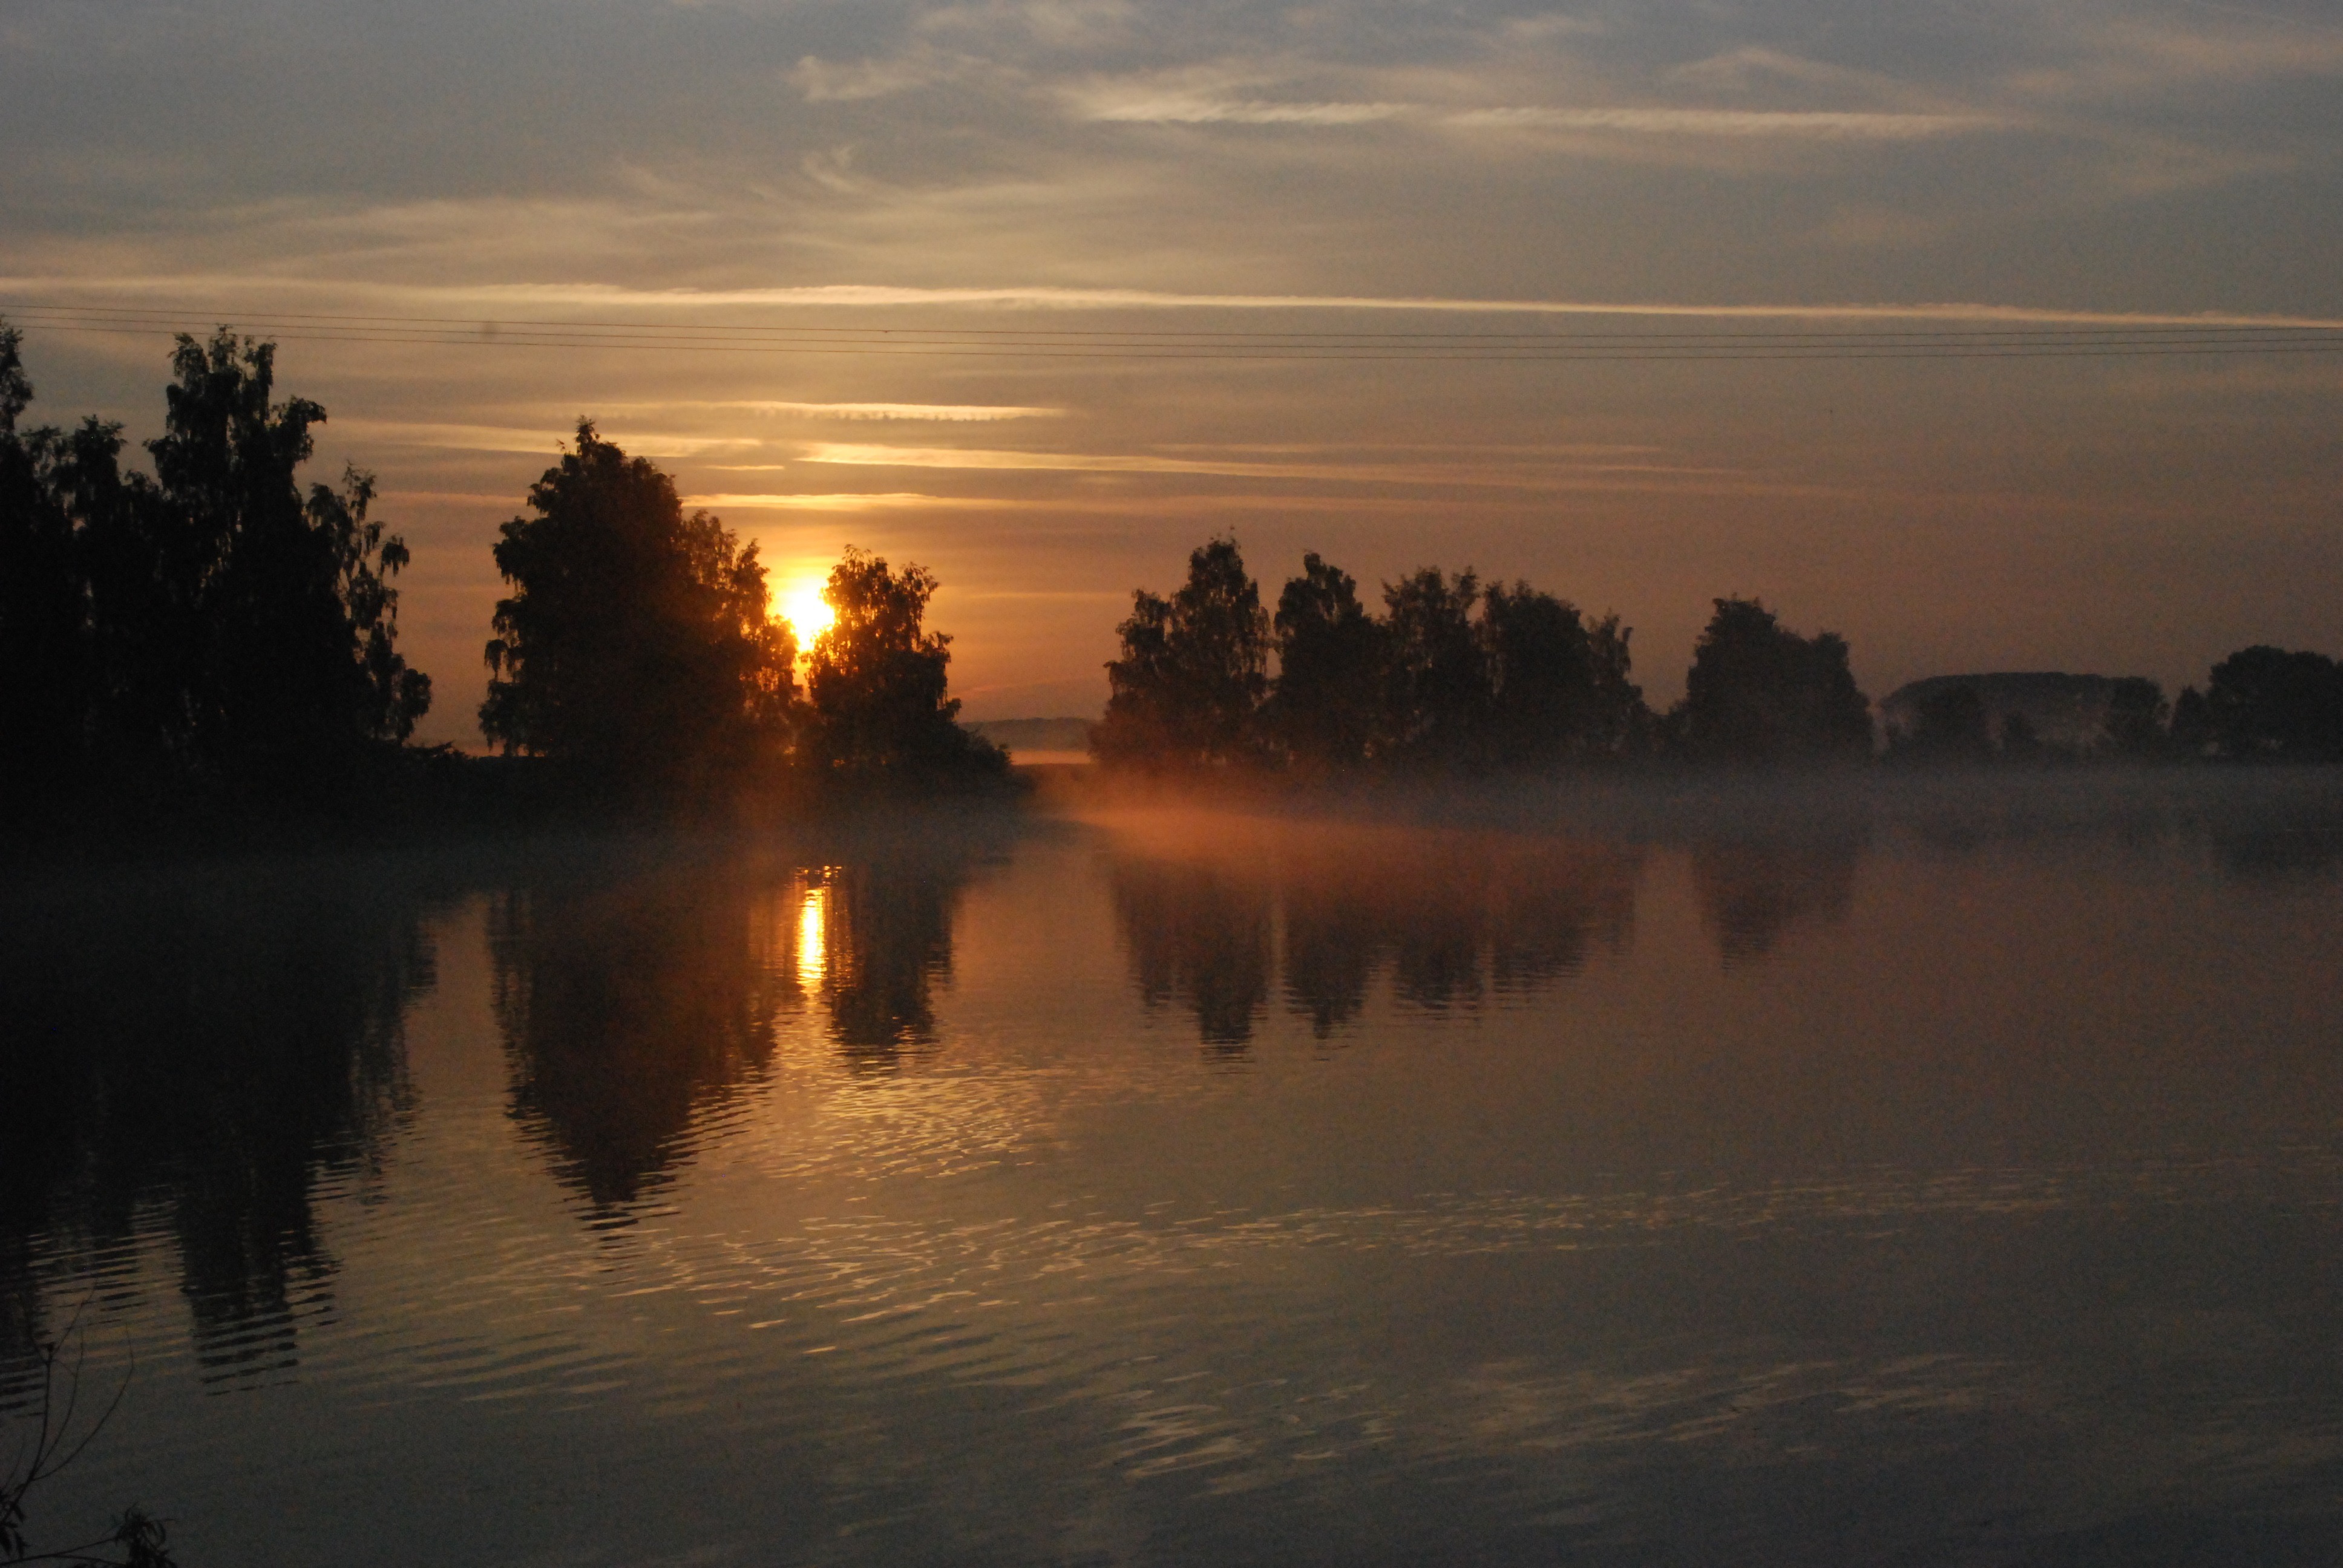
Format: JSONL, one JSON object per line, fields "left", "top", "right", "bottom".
{"left": 4, "top": 777, "right": 2341, "bottom": 1566}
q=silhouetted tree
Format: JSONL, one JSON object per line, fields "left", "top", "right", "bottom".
{"left": 2169, "top": 685, "right": 2215, "bottom": 756}
{"left": 1095, "top": 537, "right": 1271, "bottom": 769}
{"left": 2203, "top": 645, "right": 2343, "bottom": 760}
{"left": 1671, "top": 598, "right": 1872, "bottom": 763}
{"left": 1381, "top": 567, "right": 1489, "bottom": 766}
{"left": 482, "top": 422, "right": 792, "bottom": 805}
{"left": 1263, "top": 553, "right": 1389, "bottom": 771}
{"left": 800, "top": 547, "right": 1004, "bottom": 785}
{"left": 0, "top": 327, "right": 90, "bottom": 814}
{"left": 1890, "top": 682, "right": 1991, "bottom": 762}
{"left": 2099, "top": 676, "right": 2169, "bottom": 757}
{"left": 0, "top": 323, "right": 427, "bottom": 820}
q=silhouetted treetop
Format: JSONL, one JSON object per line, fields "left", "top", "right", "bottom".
{"left": 482, "top": 420, "right": 793, "bottom": 804}
{"left": 0, "top": 322, "right": 428, "bottom": 822}
{"left": 802, "top": 546, "right": 1004, "bottom": 783}
{"left": 1095, "top": 535, "right": 1270, "bottom": 769}
{"left": 1673, "top": 597, "right": 1871, "bottom": 763}
{"left": 2204, "top": 645, "right": 2343, "bottom": 761}
{"left": 1265, "top": 552, "right": 1389, "bottom": 771}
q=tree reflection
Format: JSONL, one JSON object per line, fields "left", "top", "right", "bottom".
{"left": 1112, "top": 833, "right": 1640, "bottom": 1045}
{"left": 494, "top": 869, "right": 780, "bottom": 1215}
{"left": 1110, "top": 858, "right": 1273, "bottom": 1054}
{"left": 1691, "top": 840, "right": 1862, "bottom": 967}
{"left": 0, "top": 871, "right": 433, "bottom": 1387}
{"left": 811, "top": 858, "right": 968, "bottom": 1071}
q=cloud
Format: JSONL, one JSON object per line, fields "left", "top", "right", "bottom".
{"left": 608, "top": 400, "right": 1063, "bottom": 420}
{"left": 682, "top": 491, "right": 1018, "bottom": 509}
{"left": 1068, "top": 90, "right": 1410, "bottom": 125}
{"left": 12, "top": 275, "right": 2342, "bottom": 332}
{"left": 1445, "top": 106, "right": 2003, "bottom": 139}
{"left": 790, "top": 53, "right": 969, "bottom": 103}
{"left": 798, "top": 442, "right": 1742, "bottom": 488}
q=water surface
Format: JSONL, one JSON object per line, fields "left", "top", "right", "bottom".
{"left": 4, "top": 778, "right": 2341, "bottom": 1565}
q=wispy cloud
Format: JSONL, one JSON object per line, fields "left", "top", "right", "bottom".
{"left": 684, "top": 491, "right": 1017, "bottom": 510}
{"left": 601, "top": 399, "right": 1062, "bottom": 420}
{"left": 1446, "top": 106, "right": 2002, "bottom": 139}
{"left": 799, "top": 442, "right": 1740, "bottom": 488}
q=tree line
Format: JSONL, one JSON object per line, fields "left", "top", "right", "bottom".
{"left": 1095, "top": 537, "right": 2343, "bottom": 771}
{"left": 7, "top": 321, "right": 2341, "bottom": 837}
{"left": 0, "top": 322, "right": 1004, "bottom": 831}
{"left": 0, "top": 324, "right": 428, "bottom": 826}
{"left": 1096, "top": 538, "right": 1871, "bottom": 770}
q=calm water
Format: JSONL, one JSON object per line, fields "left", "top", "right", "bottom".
{"left": 4, "top": 777, "right": 2341, "bottom": 1566}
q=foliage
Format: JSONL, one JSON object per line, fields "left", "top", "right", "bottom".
{"left": 0, "top": 321, "right": 428, "bottom": 822}
{"left": 1671, "top": 597, "right": 1872, "bottom": 763}
{"left": 2098, "top": 676, "right": 2169, "bottom": 757}
{"left": 1102, "top": 541, "right": 1652, "bottom": 773}
{"left": 1262, "top": 553, "right": 1389, "bottom": 771}
{"left": 1889, "top": 682, "right": 1991, "bottom": 762}
{"left": 482, "top": 422, "right": 795, "bottom": 804}
{"left": 1095, "top": 537, "right": 1271, "bottom": 769}
{"left": 1380, "top": 567, "right": 1489, "bottom": 765}
{"left": 2203, "top": 645, "right": 2343, "bottom": 760}
{"left": 801, "top": 547, "right": 1005, "bottom": 783}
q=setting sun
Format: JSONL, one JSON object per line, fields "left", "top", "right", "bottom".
{"left": 779, "top": 582, "right": 834, "bottom": 644}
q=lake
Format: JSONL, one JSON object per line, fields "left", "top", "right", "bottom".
{"left": 4, "top": 774, "right": 2341, "bottom": 1566}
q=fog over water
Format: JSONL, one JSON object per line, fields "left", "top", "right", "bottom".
{"left": 3, "top": 775, "right": 2341, "bottom": 1565}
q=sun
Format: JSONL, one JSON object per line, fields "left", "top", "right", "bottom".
{"left": 780, "top": 581, "right": 834, "bottom": 643}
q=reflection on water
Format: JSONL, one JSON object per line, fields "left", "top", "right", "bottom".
{"left": 1689, "top": 837, "right": 1861, "bottom": 967}
{"left": 814, "top": 856, "right": 970, "bottom": 1067}
{"left": 0, "top": 867, "right": 436, "bottom": 1390}
{"left": 2, "top": 778, "right": 2341, "bottom": 1567}
{"left": 1110, "top": 825, "right": 1641, "bottom": 1044}
{"left": 493, "top": 867, "right": 782, "bottom": 1215}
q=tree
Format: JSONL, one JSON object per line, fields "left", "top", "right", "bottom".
{"left": 1263, "top": 553, "right": 1388, "bottom": 771}
{"left": 0, "top": 325, "right": 91, "bottom": 811}
{"left": 1673, "top": 597, "right": 1872, "bottom": 763}
{"left": 2203, "top": 645, "right": 2343, "bottom": 760}
{"left": 1889, "top": 682, "right": 1991, "bottom": 762}
{"left": 482, "top": 422, "right": 792, "bottom": 803}
{"left": 1094, "top": 537, "right": 1270, "bottom": 768}
{"left": 1381, "top": 567, "right": 1489, "bottom": 766}
{"left": 0, "top": 322, "right": 428, "bottom": 819}
{"left": 2098, "top": 676, "right": 2169, "bottom": 757}
{"left": 800, "top": 546, "right": 1003, "bottom": 783}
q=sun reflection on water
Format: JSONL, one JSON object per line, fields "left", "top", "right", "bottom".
{"left": 796, "top": 880, "right": 830, "bottom": 990}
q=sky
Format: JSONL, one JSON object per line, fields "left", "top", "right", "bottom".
{"left": 4, "top": 0, "right": 2340, "bottom": 742}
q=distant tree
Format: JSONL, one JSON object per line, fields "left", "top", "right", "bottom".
{"left": 1263, "top": 553, "right": 1389, "bottom": 771}
{"left": 2203, "top": 645, "right": 2343, "bottom": 760}
{"left": 1889, "top": 682, "right": 1991, "bottom": 762}
{"left": 2098, "top": 676, "right": 2169, "bottom": 757}
{"left": 1094, "top": 537, "right": 1270, "bottom": 768}
{"left": 482, "top": 422, "right": 792, "bottom": 803}
{"left": 1381, "top": 567, "right": 1490, "bottom": 766}
{"left": 2169, "top": 684, "right": 2215, "bottom": 756}
{"left": 1582, "top": 613, "right": 1652, "bottom": 758}
{"left": 800, "top": 546, "right": 1003, "bottom": 783}
{"left": 1478, "top": 581, "right": 1591, "bottom": 767}
{"left": 1999, "top": 711, "right": 2047, "bottom": 760}
{"left": 1672, "top": 597, "right": 1872, "bottom": 763}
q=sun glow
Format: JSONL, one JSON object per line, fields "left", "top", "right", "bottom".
{"left": 780, "top": 581, "right": 834, "bottom": 643}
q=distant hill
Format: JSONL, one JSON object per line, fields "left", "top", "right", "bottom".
{"left": 964, "top": 717, "right": 1095, "bottom": 755}
{"left": 1879, "top": 673, "right": 2142, "bottom": 751}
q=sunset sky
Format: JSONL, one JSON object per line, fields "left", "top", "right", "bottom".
{"left": 5, "top": 0, "right": 2340, "bottom": 742}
